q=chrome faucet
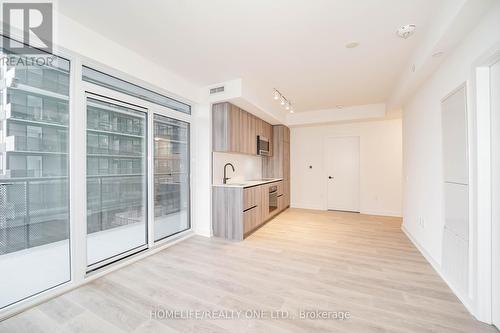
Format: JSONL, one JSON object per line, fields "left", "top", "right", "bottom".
{"left": 223, "top": 163, "right": 235, "bottom": 184}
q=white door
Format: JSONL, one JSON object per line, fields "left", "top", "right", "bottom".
{"left": 491, "top": 59, "right": 500, "bottom": 330}
{"left": 326, "top": 136, "right": 360, "bottom": 212}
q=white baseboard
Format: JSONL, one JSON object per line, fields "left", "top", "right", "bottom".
{"left": 360, "top": 210, "right": 402, "bottom": 218}
{"left": 290, "top": 203, "right": 326, "bottom": 210}
{"left": 401, "top": 225, "right": 475, "bottom": 316}
{"left": 290, "top": 204, "right": 403, "bottom": 218}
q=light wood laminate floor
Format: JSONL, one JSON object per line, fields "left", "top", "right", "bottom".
{"left": 0, "top": 209, "right": 497, "bottom": 332}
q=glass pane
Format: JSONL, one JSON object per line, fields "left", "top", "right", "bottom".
{"left": 86, "top": 97, "right": 147, "bottom": 266}
{"left": 82, "top": 66, "right": 191, "bottom": 114}
{"left": 154, "top": 114, "right": 190, "bottom": 241}
{"left": 0, "top": 48, "right": 70, "bottom": 308}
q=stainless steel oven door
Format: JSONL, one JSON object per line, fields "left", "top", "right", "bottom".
{"left": 269, "top": 185, "right": 278, "bottom": 213}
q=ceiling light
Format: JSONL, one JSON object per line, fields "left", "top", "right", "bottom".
{"left": 272, "top": 88, "right": 294, "bottom": 112}
{"left": 345, "top": 41, "right": 359, "bottom": 49}
{"left": 432, "top": 51, "right": 444, "bottom": 58}
{"left": 396, "top": 24, "right": 416, "bottom": 39}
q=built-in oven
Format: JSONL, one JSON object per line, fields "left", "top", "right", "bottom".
{"left": 257, "top": 135, "right": 270, "bottom": 156}
{"left": 269, "top": 185, "right": 278, "bottom": 214}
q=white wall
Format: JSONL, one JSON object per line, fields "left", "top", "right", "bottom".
{"left": 290, "top": 119, "right": 402, "bottom": 217}
{"left": 56, "top": 14, "right": 200, "bottom": 102}
{"left": 212, "top": 152, "right": 262, "bottom": 184}
{"left": 401, "top": 1, "right": 500, "bottom": 316}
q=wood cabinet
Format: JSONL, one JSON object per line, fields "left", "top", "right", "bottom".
{"left": 262, "top": 125, "right": 291, "bottom": 209}
{"left": 239, "top": 110, "right": 256, "bottom": 155}
{"left": 243, "top": 206, "right": 259, "bottom": 234}
{"left": 261, "top": 183, "right": 270, "bottom": 223}
{"left": 213, "top": 102, "right": 272, "bottom": 156}
{"left": 213, "top": 180, "right": 287, "bottom": 240}
{"left": 258, "top": 120, "right": 273, "bottom": 157}
{"left": 212, "top": 103, "right": 239, "bottom": 152}
{"left": 262, "top": 125, "right": 289, "bottom": 180}
{"left": 278, "top": 194, "right": 285, "bottom": 212}
{"left": 283, "top": 179, "right": 290, "bottom": 207}
{"left": 248, "top": 114, "right": 257, "bottom": 155}
{"left": 243, "top": 186, "right": 261, "bottom": 211}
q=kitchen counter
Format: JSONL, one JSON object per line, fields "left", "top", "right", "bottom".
{"left": 212, "top": 178, "right": 283, "bottom": 188}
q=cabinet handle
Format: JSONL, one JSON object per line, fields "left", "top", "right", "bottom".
{"left": 243, "top": 205, "right": 258, "bottom": 212}
{"left": 328, "top": 176, "right": 333, "bottom": 179}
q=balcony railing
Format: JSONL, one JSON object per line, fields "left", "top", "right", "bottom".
{"left": 0, "top": 177, "right": 69, "bottom": 255}
{"left": 5, "top": 135, "right": 67, "bottom": 153}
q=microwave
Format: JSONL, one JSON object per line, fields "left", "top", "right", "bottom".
{"left": 257, "top": 135, "right": 270, "bottom": 156}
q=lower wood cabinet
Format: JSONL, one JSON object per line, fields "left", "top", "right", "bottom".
{"left": 278, "top": 193, "right": 285, "bottom": 212}
{"left": 284, "top": 179, "right": 290, "bottom": 207}
{"left": 261, "top": 183, "right": 270, "bottom": 223}
{"left": 243, "top": 185, "right": 261, "bottom": 210}
{"left": 243, "top": 205, "right": 260, "bottom": 234}
{"left": 213, "top": 180, "right": 288, "bottom": 241}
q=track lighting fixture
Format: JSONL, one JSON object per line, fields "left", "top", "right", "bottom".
{"left": 273, "top": 88, "right": 294, "bottom": 113}
{"left": 273, "top": 89, "right": 280, "bottom": 100}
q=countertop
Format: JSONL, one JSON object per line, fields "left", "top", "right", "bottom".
{"left": 212, "top": 178, "right": 283, "bottom": 188}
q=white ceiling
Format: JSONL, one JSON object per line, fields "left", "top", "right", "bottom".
{"left": 59, "top": 0, "right": 443, "bottom": 112}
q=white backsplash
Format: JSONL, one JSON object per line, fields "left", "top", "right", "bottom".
{"left": 212, "top": 152, "right": 262, "bottom": 184}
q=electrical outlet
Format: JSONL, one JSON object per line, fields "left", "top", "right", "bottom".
{"left": 417, "top": 217, "right": 425, "bottom": 229}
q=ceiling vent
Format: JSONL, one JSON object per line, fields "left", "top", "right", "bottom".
{"left": 209, "top": 86, "right": 225, "bottom": 94}
{"left": 396, "top": 24, "right": 416, "bottom": 39}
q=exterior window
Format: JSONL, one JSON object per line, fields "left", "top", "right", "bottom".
{"left": 0, "top": 46, "right": 71, "bottom": 309}
{"left": 86, "top": 97, "right": 148, "bottom": 267}
{"left": 153, "top": 114, "right": 190, "bottom": 241}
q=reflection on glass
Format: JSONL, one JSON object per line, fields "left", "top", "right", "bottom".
{"left": 0, "top": 47, "right": 70, "bottom": 308}
{"left": 154, "top": 114, "right": 189, "bottom": 241}
{"left": 86, "top": 98, "right": 147, "bottom": 266}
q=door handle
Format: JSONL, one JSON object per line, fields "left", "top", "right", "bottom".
{"left": 328, "top": 176, "right": 333, "bottom": 179}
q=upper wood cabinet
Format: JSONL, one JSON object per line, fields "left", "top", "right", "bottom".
{"left": 213, "top": 102, "right": 271, "bottom": 156}
{"left": 212, "top": 102, "right": 239, "bottom": 153}
{"left": 259, "top": 120, "right": 273, "bottom": 157}
{"left": 263, "top": 125, "right": 290, "bottom": 180}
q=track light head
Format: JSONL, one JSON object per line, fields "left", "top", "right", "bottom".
{"left": 273, "top": 89, "right": 280, "bottom": 100}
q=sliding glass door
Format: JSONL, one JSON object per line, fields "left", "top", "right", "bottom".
{"left": 86, "top": 96, "right": 147, "bottom": 268}
{"left": 0, "top": 43, "right": 192, "bottom": 310}
{"left": 153, "top": 114, "right": 189, "bottom": 241}
{"left": 0, "top": 50, "right": 71, "bottom": 308}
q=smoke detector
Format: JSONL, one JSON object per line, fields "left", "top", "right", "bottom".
{"left": 345, "top": 41, "right": 359, "bottom": 49}
{"left": 396, "top": 24, "right": 416, "bottom": 39}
